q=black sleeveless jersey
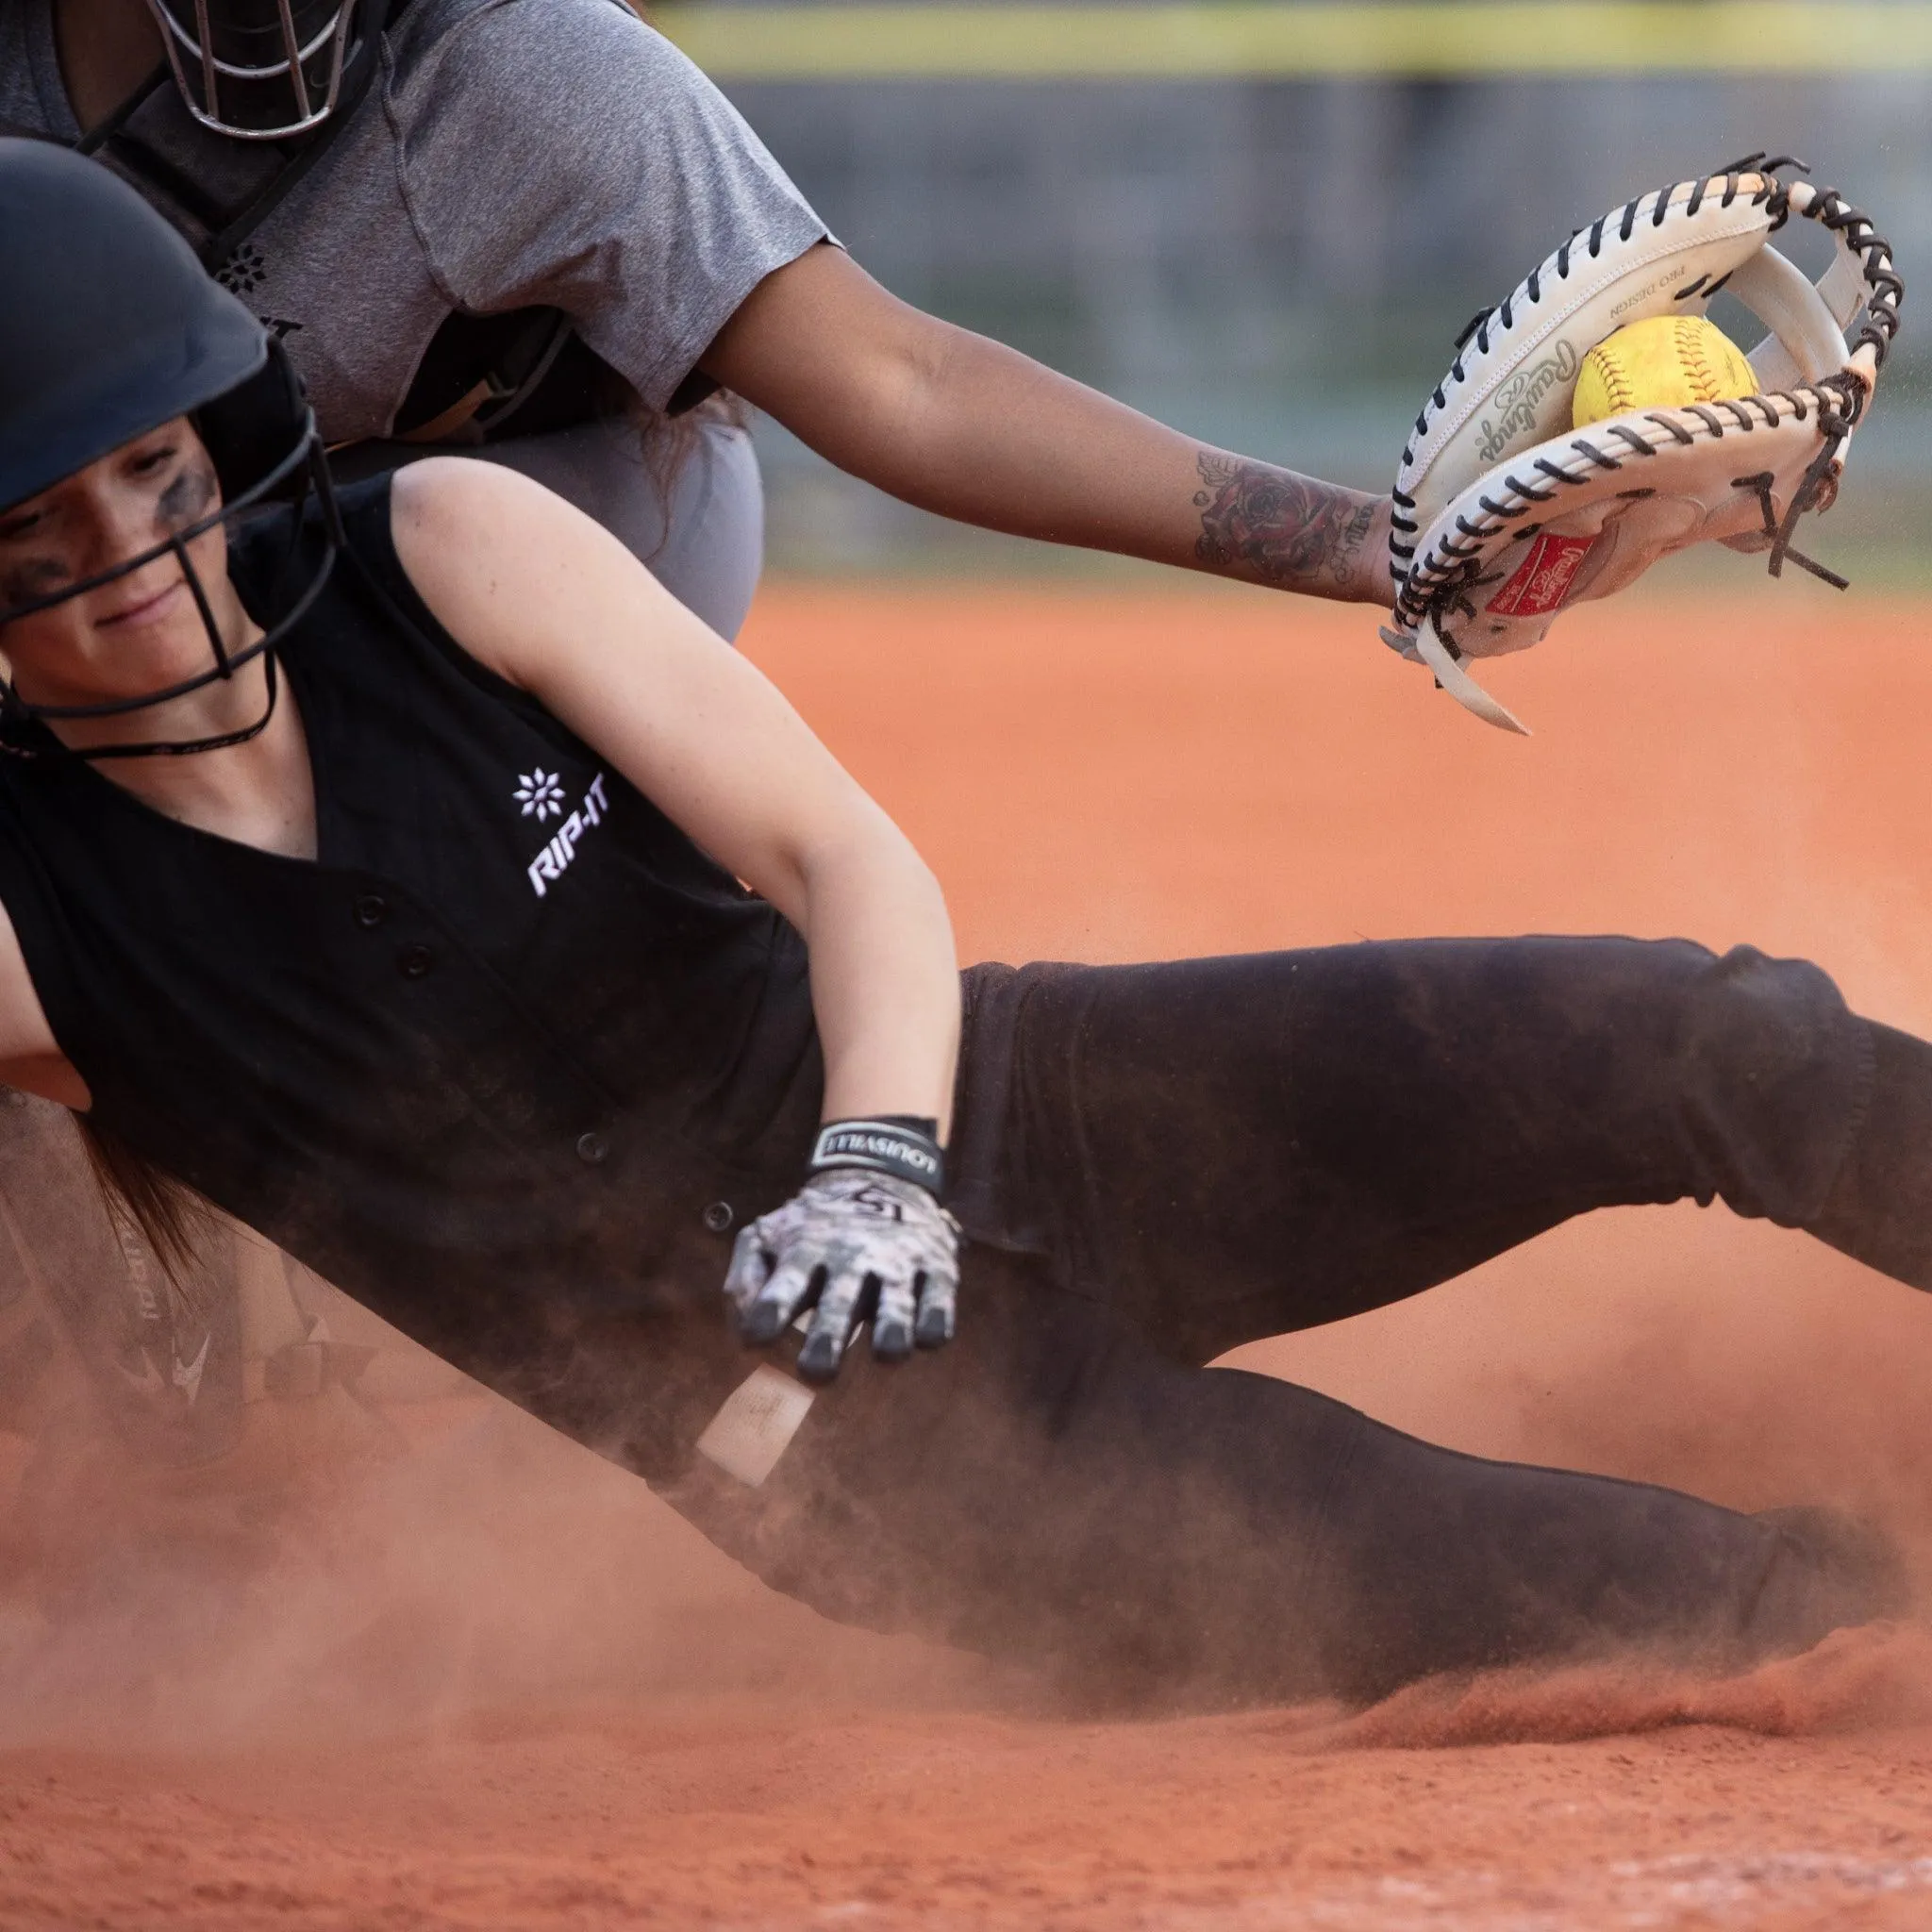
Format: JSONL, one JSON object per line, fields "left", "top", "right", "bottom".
{"left": 0, "top": 478, "right": 823, "bottom": 1418}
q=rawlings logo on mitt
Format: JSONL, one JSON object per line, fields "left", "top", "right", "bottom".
{"left": 1382, "top": 155, "right": 1903, "bottom": 734}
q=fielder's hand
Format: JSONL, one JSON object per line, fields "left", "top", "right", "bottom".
{"left": 724, "top": 1169, "right": 960, "bottom": 1381}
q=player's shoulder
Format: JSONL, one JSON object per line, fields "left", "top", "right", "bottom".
{"left": 389, "top": 458, "right": 575, "bottom": 627}
{"left": 390, "top": 0, "right": 694, "bottom": 96}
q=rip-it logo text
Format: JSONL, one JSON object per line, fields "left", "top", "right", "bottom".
{"left": 525, "top": 771, "right": 609, "bottom": 897}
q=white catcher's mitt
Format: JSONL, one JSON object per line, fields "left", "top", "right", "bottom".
{"left": 1383, "top": 155, "right": 1903, "bottom": 734}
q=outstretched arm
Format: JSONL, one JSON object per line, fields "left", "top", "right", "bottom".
{"left": 701, "top": 242, "right": 1391, "bottom": 606}
{"left": 390, "top": 458, "right": 960, "bottom": 1137}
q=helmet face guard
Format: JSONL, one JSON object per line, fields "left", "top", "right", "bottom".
{"left": 0, "top": 141, "right": 343, "bottom": 758}
{"left": 0, "top": 353, "right": 342, "bottom": 762}
{"left": 142, "top": 0, "right": 359, "bottom": 141}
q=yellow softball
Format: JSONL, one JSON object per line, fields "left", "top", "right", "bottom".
{"left": 1571, "top": 314, "right": 1758, "bottom": 427}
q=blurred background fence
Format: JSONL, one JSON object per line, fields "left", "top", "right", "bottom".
{"left": 656, "top": 3, "right": 1932, "bottom": 579}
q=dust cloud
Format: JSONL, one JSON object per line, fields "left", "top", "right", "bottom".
{"left": 0, "top": 1348, "right": 989, "bottom": 1754}
{"left": 1319, "top": 1623, "right": 1932, "bottom": 1749}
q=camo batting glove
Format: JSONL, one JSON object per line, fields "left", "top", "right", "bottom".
{"left": 724, "top": 1169, "right": 960, "bottom": 1381}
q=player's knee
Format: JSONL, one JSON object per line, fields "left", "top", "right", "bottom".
{"left": 1672, "top": 944, "right": 1870, "bottom": 1225}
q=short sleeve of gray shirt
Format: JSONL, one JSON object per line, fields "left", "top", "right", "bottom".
{"left": 385, "top": 0, "right": 831, "bottom": 412}
{"left": 0, "top": 0, "right": 831, "bottom": 437}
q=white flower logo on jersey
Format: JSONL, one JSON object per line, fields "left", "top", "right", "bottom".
{"left": 512, "top": 769, "right": 566, "bottom": 822}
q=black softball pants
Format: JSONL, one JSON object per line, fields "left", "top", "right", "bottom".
{"left": 661, "top": 937, "right": 1919, "bottom": 1708}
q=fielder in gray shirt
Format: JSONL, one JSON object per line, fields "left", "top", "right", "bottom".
{"left": 19, "top": 0, "right": 1402, "bottom": 629}
{"left": 3, "top": 0, "right": 825, "bottom": 637}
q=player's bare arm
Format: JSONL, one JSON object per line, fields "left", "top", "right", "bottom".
{"left": 390, "top": 458, "right": 960, "bottom": 1135}
{"left": 700, "top": 243, "right": 1393, "bottom": 607}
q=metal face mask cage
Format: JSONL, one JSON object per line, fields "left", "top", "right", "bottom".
{"left": 143, "top": 0, "right": 358, "bottom": 141}
{"left": 0, "top": 412, "right": 342, "bottom": 762}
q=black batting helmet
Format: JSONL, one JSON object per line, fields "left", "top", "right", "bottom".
{"left": 0, "top": 139, "right": 341, "bottom": 758}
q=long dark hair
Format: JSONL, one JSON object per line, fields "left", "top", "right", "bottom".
{"left": 626, "top": 389, "right": 753, "bottom": 565}
{"left": 76, "top": 1113, "right": 215, "bottom": 1309}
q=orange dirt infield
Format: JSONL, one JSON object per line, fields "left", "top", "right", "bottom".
{"left": 7, "top": 580, "right": 1932, "bottom": 1929}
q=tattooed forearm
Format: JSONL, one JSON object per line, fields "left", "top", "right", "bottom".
{"left": 1193, "top": 451, "right": 1378, "bottom": 594}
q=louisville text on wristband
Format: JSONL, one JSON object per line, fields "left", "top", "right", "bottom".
{"left": 808, "top": 1117, "right": 945, "bottom": 1194}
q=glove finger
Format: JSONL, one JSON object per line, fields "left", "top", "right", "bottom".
{"left": 797, "top": 1266, "right": 870, "bottom": 1382}
{"left": 913, "top": 1257, "right": 958, "bottom": 1349}
{"left": 871, "top": 1268, "right": 918, "bottom": 1362}
{"left": 722, "top": 1224, "right": 773, "bottom": 1320}
{"left": 744, "top": 1256, "right": 823, "bottom": 1345}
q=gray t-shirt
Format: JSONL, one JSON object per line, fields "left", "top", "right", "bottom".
{"left": 0, "top": 0, "right": 828, "bottom": 441}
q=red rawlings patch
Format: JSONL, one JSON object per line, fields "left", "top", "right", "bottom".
{"left": 1485, "top": 532, "right": 1598, "bottom": 618}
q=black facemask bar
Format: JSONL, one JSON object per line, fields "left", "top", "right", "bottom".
{"left": 0, "top": 413, "right": 341, "bottom": 761}
{"left": 143, "top": 0, "right": 357, "bottom": 141}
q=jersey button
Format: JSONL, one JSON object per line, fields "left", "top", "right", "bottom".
{"left": 396, "top": 942, "right": 436, "bottom": 979}
{"left": 575, "top": 1131, "right": 610, "bottom": 1165}
{"left": 352, "top": 893, "right": 388, "bottom": 929}
{"left": 702, "top": 1200, "right": 734, "bottom": 1234}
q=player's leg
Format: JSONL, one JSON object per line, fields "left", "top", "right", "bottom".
{"left": 958, "top": 938, "right": 1885, "bottom": 1363}
{"left": 660, "top": 1246, "right": 1898, "bottom": 1708}
{"left": 1804, "top": 1017, "right": 1932, "bottom": 1288}
{"left": 657, "top": 939, "right": 1904, "bottom": 1705}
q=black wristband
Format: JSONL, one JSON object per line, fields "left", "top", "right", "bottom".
{"left": 808, "top": 1116, "right": 945, "bottom": 1195}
